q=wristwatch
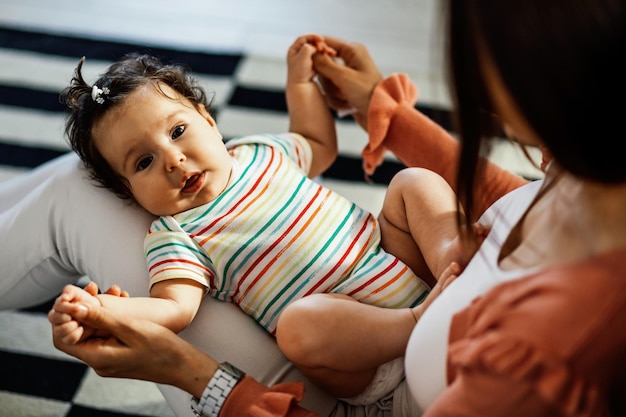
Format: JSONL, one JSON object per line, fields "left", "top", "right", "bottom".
{"left": 191, "top": 362, "right": 246, "bottom": 417}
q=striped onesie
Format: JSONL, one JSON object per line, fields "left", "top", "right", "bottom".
{"left": 145, "top": 133, "right": 429, "bottom": 334}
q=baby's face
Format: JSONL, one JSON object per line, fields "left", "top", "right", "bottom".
{"left": 92, "top": 83, "right": 232, "bottom": 216}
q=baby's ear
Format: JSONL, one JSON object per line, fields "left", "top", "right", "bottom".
{"left": 197, "top": 103, "right": 216, "bottom": 126}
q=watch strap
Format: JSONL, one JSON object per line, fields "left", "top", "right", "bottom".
{"left": 191, "top": 362, "right": 245, "bottom": 417}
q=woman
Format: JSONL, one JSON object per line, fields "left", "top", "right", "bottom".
{"left": 299, "top": 1, "right": 626, "bottom": 414}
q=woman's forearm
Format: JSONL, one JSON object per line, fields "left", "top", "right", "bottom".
{"left": 366, "top": 74, "right": 529, "bottom": 218}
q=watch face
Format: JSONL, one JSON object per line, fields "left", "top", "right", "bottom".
{"left": 220, "top": 362, "right": 245, "bottom": 379}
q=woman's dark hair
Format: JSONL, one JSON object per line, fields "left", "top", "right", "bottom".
{"left": 61, "top": 53, "right": 215, "bottom": 199}
{"left": 446, "top": 0, "right": 626, "bottom": 225}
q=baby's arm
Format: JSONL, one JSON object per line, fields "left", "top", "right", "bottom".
{"left": 51, "top": 279, "right": 205, "bottom": 345}
{"left": 286, "top": 34, "right": 338, "bottom": 178}
{"left": 146, "top": 278, "right": 205, "bottom": 332}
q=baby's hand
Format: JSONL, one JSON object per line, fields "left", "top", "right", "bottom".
{"left": 411, "top": 262, "right": 461, "bottom": 322}
{"left": 311, "top": 37, "right": 336, "bottom": 57}
{"left": 287, "top": 34, "right": 336, "bottom": 84}
{"left": 49, "top": 282, "right": 103, "bottom": 345}
{"left": 101, "top": 284, "right": 130, "bottom": 298}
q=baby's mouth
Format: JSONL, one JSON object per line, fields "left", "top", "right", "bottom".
{"left": 182, "top": 172, "right": 205, "bottom": 193}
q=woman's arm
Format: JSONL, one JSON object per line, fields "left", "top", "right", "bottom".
{"left": 48, "top": 300, "right": 322, "bottom": 417}
{"left": 313, "top": 37, "right": 529, "bottom": 220}
{"left": 366, "top": 74, "right": 529, "bottom": 219}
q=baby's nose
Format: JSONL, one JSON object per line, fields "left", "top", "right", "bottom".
{"left": 166, "top": 150, "right": 186, "bottom": 172}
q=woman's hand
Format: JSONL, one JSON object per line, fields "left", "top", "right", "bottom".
{"left": 312, "top": 36, "right": 383, "bottom": 130}
{"left": 48, "top": 297, "right": 217, "bottom": 397}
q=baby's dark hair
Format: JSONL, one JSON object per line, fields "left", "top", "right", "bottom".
{"left": 61, "top": 53, "right": 214, "bottom": 199}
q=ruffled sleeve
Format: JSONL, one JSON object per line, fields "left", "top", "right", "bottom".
{"left": 363, "top": 73, "right": 528, "bottom": 219}
{"left": 431, "top": 333, "right": 605, "bottom": 417}
{"left": 423, "top": 256, "right": 626, "bottom": 417}
{"left": 363, "top": 73, "right": 419, "bottom": 176}
{"left": 221, "top": 377, "right": 322, "bottom": 417}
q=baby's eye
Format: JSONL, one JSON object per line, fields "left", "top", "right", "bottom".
{"left": 172, "top": 125, "right": 185, "bottom": 140}
{"left": 136, "top": 156, "right": 153, "bottom": 171}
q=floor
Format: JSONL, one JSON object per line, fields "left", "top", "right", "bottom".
{"left": 0, "top": 1, "right": 542, "bottom": 416}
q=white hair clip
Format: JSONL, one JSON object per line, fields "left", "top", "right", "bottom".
{"left": 91, "top": 85, "right": 110, "bottom": 104}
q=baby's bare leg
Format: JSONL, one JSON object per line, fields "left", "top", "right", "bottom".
{"left": 276, "top": 293, "right": 415, "bottom": 399}
{"left": 379, "top": 167, "right": 462, "bottom": 286}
